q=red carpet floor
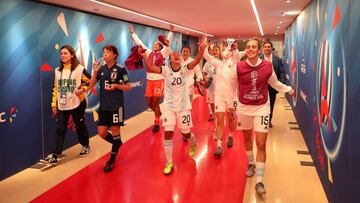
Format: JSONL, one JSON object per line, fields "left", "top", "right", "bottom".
{"left": 31, "top": 95, "right": 248, "bottom": 203}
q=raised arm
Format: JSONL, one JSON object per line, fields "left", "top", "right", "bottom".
{"left": 167, "top": 24, "right": 174, "bottom": 45}
{"left": 203, "top": 45, "right": 222, "bottom": 68}
{"left": 187, "top": 35, "right": 207, "bottom": 70}
{"left": 221, "top": 38, "right": 234, "bottom": 59}
{"left": 129, "top": 24, "right": 150, "bottom": 52}
{"left": 160, "top": 24, "right": 174, "bottom": 58}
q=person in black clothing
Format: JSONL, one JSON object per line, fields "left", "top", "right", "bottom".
{"left": 260, "top": 41, "right": 285, "bottom": 128}
{"left": 90, "top": 44, "right": 132, "bottom": 172}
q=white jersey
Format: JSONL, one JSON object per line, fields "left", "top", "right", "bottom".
{"left": 203, "top": 48, "right": 239, "bottom": 101}
{"left": 181, "top": 57, "right": 203, "bottom": 95}
{"left": 203, "top": 61, "right": 217, "bottom": 94}
{"left": 161, "top": 64, "right": 192, "bottom": 112}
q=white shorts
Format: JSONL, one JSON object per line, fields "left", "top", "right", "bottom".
{"left": 207, "top": 93, "right": 215, "bottom": 104}
{"left": 215, "top": 97, "right": 238, "bottom": 113}
{"left": 162, "top": 110, "right": 193, "bottom": 132}
{"left": 237, "top": 114, "right": 270, "bottom": 133}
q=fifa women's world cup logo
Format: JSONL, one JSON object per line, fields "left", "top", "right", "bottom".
{"left": 314, "top": 3, "right": 347, "bottom": 169}
{"left": 315, "top": 32, "right": 347, "bottom": 163}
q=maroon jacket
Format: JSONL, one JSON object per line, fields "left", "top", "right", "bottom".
{"left": 237, "top": 60, "right": 273, "bottom": 105}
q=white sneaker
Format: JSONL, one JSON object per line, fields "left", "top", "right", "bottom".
{"left": 79, "top": 146, "right": 90, "bottom": 157}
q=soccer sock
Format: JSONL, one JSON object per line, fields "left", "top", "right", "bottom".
{"left": 103, "top": 132, "right": 113, "bottom": 144}
{"left": 246, "top": 151, "right": 255, "bottom": 165}
{"left": 217, "top": 139, "right": 222, "bottom": 147}
{"left": 164, "top": 139, "right": 173, "bottom": 163}
{"left": 228, "top": 132, "right": 233, "bottom": 137}
{"left": 255, "top": 162, "right": 265, "bottom": 183}
{"left": 110, "top": 135, "right": 122, "bottom": 162}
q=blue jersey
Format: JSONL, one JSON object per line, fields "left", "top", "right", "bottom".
{"left": 96, "top": 63, "right": 129, "bottom": 111}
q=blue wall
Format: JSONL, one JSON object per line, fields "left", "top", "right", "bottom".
{"left": 0, "top": 0, "right": 182, "bottom": 180}
{"left": 284, "top": 0, "right": 359, "bottom": 202}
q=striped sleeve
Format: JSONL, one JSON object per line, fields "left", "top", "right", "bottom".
{"left": 51, "top": 76, "right": 58, "bottom": 108}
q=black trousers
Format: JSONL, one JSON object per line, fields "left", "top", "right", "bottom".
{"left": 269, "top": 91, "right": 277, "bottom": 122}
{"left": 51, "top": 99, "right": 89, "bottom": 155}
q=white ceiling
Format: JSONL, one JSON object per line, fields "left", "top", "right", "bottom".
{"left": 38, "top": 0, "right": 311, "bottom": 40}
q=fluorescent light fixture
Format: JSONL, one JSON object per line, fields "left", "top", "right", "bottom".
{"left": 282, "top": 11, "right": 301, "bottom": 16}
{"left": 89, "top": 0, "right": 213, "bottom": 37}
{"left": 250, "top": 0, "right": 264, "bottom": 36}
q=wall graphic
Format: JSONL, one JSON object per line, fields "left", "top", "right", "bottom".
{"left": 0, "top": 0, "right": 42, "bottom": 181}
{"left": 348, "top": 0, "right": 360, "bottom": 202}
{"left": 0, "top": 0, "right": 182, "bottom": 180}
{"left": 285, "top": 0, "right": 360, "bottom": 202}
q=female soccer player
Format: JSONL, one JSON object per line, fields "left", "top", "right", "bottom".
{"left": 129, "top": 24, "right": 173, "bottom": 133}
{"left": 236, "top": 39, "right": 293, "bottom": 194}
{"left": 139, "top": 36, "right": 207, "bottom": 175}
{"left": 203, "top": 45, "right": 221, "bottom": 121}
{"left": 203, "top": 39, "right": 245, "bottom": 158}
{"left": 89, "top": 45, "right": 132, "bottom": 172}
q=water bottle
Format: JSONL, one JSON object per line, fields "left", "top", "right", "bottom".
{"left": 93, "top": 57, "right": 105, "bottom": 72}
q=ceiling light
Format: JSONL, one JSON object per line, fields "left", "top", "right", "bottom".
{"left": 285, "top": 0, "right": 291, "bottom": 3}
{"left": 89, "top": 0, "right": 213, "bottom": 37}
{"left": 282, "top": 11, "right": 301, "bottom": 16}
{"left": 250, "top": 0, "right": 264, "bottom": 36}
{"left": 279, "top": 21, "right": 283, "bottom": 24}
{"left": 275, "top": 33, "right": 278, "bottom": 35}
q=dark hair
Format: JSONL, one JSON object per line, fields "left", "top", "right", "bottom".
{"left": 181, "top": 45, "right": 191, "bottom": 53}
{"left": 263, "top": 41, "right": 273, "bottom": 48}
{"left": 155, "top": 41, "right": 163, "bottom": 50}
{"left": 248, "top": 38, "right": 261, "bottom": 50}
{"left": 59, "top": 45, "right": 80, "bottom": 72}
{"left": 103, "top": 44, "right": 119, "bottom": 60}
